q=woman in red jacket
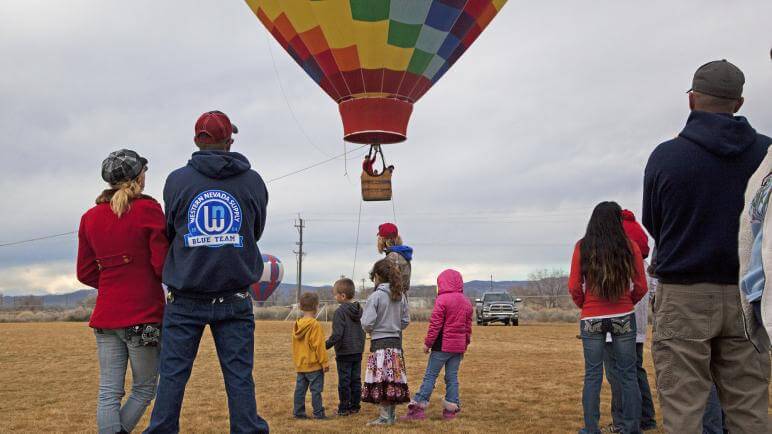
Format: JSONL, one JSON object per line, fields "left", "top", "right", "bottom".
{"left": 568, "top": 202, "right": 647, "bottom": 434}
{"left": 77, "top": 149, "right": 169, "bottom": 434}
{"left": 401, "top": 269, "right": 473, "bottom": 422}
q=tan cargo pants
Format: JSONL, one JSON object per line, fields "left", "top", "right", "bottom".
{"left": 652, "top": 283, "right": 770, "bottom": 434}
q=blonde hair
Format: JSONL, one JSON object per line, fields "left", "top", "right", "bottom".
{"left": 96, "top": 179, "right": 142, "bottom": 218}
{"left": 377, "top": 235, "right": 403, "bottom": 254}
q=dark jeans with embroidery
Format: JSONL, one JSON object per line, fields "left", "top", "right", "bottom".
{"left": 144, "top": 294, "right": 269, "bottom": 434}
{"left": 580, "top": 313, "right": 639, "bottom": 434}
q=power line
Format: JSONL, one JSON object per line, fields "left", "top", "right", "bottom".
{"left": 0, "top": 231, "right": 76, "bottom": 248}
{"left": 351, "top": 197, "right": 363, "bottom": 279}
{"left": 1, "top": 145, "right": 367, "bottom": 249}
{"left": 266, "top": 145, "right": 367, "bottom": 183}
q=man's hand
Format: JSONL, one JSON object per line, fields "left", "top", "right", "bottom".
{"left": 423, "top": 345, "right": 430, "bottom": 354}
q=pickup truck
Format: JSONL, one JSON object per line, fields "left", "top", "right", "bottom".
{"left": 475, "top": 292, "right": 521, "bottom": 326}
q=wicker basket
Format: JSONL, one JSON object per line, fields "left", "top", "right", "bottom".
{"left": 361, "top": 167, "right": 393, "bottom": 201}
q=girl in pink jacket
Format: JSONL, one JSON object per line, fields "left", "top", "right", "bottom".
{"left": 402, "top": 269, "right": 473, "bottom": 421}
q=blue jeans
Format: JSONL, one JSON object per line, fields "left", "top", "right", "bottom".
{"left": 95, "top": 328, "right": 159, "bottom": 434}
{"left": 144, "top": 294, "right": 269, "bottom": 434}
{"left": 580, "top": 314, "right": 640, "bottom": 434}
{"left": 336, "top": 355, "right": 362, "bottom": 413}
{"left": 413, "top": 351, "right": 463, "bottom": 406}
{"left": 702, "top": 385, "right": 726, "bottom": 434}
{"left": 294, "top": 370, "right": 325, "bottom": 418}
{"left": 605, "top": 342, "right": 656, "bottom": 430}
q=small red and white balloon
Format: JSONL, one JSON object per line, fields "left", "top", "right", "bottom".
{"left": 250, "top": 254, "right": 284, "bottom": 302}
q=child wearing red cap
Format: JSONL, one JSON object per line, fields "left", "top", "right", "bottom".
{"left": 377, "top": 223, "right": 413, "bottom": 291}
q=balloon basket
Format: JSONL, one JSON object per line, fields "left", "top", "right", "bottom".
{"left": 361, "top": 167, "right": 393, "bottom": 202}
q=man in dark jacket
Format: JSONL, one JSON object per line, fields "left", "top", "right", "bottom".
{"left": 145, "top": 111, "right": 269, "bottom": 433}
{"left": 325, "top": 278, "right": 365, "bottom": 416}
{"left": 643, "top": 60, "right": 770, "bottom": 433}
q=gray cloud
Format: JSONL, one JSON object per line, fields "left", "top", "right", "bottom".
{"left": 1, "top": 0, "right": 770, "bottom": 295}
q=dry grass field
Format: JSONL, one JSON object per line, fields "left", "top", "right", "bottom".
{"left": 0, "top": 321, "right": 768, "bottom": 433}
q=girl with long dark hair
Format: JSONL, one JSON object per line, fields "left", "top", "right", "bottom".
{"left": 568, "top": 201, "right": 648, "bottom": 434}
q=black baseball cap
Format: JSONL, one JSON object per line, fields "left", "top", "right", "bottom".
{"left": 688, "top": 59, "right": 745, "bottom": 100}
{"left": 101, "top": 149, "right": 148, "bottom": 184}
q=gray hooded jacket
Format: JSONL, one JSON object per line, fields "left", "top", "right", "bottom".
{"left": 361, "top": 283, "right": 409, "bottom": 341}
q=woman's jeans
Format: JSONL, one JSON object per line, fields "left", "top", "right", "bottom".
{"left": 95, "top": 328, "right": 160, "bottom": 434}
{"left": 580, "top": 313, "right": 640, "bottom": 434}
{"left": 413, "top": 351, "right": 463, "bottom": 405}
{"left": 604, "top": 343, "right": 656, "bottom": 430}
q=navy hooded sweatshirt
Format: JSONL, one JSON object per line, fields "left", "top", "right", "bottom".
{"left": 643, "top": 111, "right": 770, "bottom": 284}
{"left": 162, "top": 151, "right": 268, "bottom": 297}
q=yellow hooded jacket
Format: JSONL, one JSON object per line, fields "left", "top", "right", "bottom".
{"left": 292, "top": 316, "right": 329, "bottom": 373}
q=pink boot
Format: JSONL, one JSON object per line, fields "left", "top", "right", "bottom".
{"left": 442, "top": 399, "right": 460, "bottom": 420}
{"left": 400, "top": 401, "right": 426, "bottom": 421}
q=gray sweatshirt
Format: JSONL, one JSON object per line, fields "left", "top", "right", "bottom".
{"left": 361, "top": 284, "right": 410, "bottom": 341}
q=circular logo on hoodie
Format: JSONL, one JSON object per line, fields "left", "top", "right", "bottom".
{"left": 184, "top": 190, "right": 243, "bottom": 248}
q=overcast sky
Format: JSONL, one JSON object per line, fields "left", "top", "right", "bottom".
{"left": 1, "top": 1, "right": 770, "bottom": 295}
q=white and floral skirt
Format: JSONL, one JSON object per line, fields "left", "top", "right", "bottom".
{"left": 361, "top": 348, "right": 410, "bottom": 405}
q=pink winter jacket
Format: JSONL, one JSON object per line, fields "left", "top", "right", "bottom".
{"left": 425, "top": 269, "right": 473, "bottom": 353}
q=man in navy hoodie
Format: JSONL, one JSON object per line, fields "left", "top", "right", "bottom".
{"left": 643, "top": 60, "right": 770, "bottom": 433}
{"left": 145, "top": 111, "right": 269, "bottom": 433}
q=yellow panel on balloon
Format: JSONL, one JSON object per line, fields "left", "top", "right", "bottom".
{"left": 492, "top": 0, "right": 508, "bottom": 11}
{"left": 246, "top": 0, "right": 282, "bottom": 21}
{"left": 352, "top": 20, "right": 388, "bottom": 70}
{"left": 279, "top": 1, "right": 318, "bottom": 33}
{"left": 309, "top": 0, "right": 356, "bottom": 49}
{"left": 382, "top": 45, "right": 412, "bottom": 71}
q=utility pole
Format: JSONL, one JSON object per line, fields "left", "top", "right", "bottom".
{"left": 361, "top": 278, "right": 366, "bottom": 296}
{"left": 490, "top": 274, "right": 494, "bottom": 291}
{"left": 294, "top": 216, "right": 305, "bottom": 308}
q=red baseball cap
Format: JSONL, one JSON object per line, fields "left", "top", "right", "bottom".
{"left": 378, "top": 223, "right": 398, "bottom": 238}
{"left": 194, "top": 110, "right": 238, "bottom": 145}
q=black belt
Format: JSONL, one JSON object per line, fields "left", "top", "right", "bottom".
{"left": 168, "top": 290, "right": 250, "bottom": 304}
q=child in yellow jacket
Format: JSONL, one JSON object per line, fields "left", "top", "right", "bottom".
{"left": 292, "top": 292, "right": 329, "bottom": 419}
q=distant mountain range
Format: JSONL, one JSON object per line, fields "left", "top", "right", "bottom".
{"left": 1, "top": 280, "right": 529, "bottom": 307}
{"left": 1, "top": 289, "right": 96, "bottom": 307}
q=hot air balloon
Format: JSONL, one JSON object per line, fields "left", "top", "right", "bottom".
{"left": 250, "top": 254, "right": 284, "bottom": 302}
{"left": 245, "top": 0, "right": 507, "bottom": 199}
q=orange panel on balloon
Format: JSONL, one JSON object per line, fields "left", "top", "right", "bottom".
{"left": 331, "top": 46, "right": 360, "bottom": 72}
{"left": 273, "top": 14, "right": 297, "bottom": 43}
{"left": 299, "top": 26, "right": 329, "bottom": 55}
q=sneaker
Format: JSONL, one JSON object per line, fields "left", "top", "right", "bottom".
{"left": 601, "top": 424, "right": 622, "bottom": 433}
{"left": 640, "top": 423, "right": 658, "bottom": 431}
{"left": 442, "top": 399, "right": 460, "bottom": 420}
{"left": 349, "top": 408, "right": 361, "bottom": 414}
{"left": 294, "top": 414, "right": 309, "bottom": 420}
{"left": 336, "top": 410, "right": 350, "bottom": 417}
{"left": 314, "top": 415, "right": 328, "bottom": 420}
{"left": 442, "top": 409, "right": 458, "bottom": 420}
{"left": 366, "top": 417, "right": 394, "bottom": 426}
{"left": 400, "top": 402, "right": 426, "bottom": 421}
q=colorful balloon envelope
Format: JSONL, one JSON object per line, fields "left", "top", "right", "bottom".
{"left": 250, "top": 254, "right": 284, "bottom": 301}
{"left": 246, "top": 0, "right": 507, "bottom": 144}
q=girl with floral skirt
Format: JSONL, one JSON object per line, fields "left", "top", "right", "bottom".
{"left": 360, "top": 258, "right": 411, "bottom": 425}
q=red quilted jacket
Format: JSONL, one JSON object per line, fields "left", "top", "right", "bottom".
{"left": 77, "top": 197, "right": 169, "bottom": 329}
{"left": 425, "top": 269, "right": 473, "bottom": 353}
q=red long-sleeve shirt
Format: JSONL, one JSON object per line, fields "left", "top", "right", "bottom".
{"left": 77, "top": 198, "right": 169, "bottom": 329}
{"left": 568, "top": 241, "right": 648, "bottom": 319}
